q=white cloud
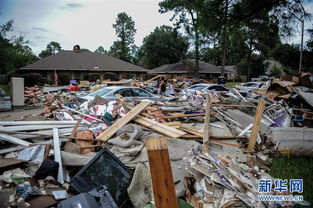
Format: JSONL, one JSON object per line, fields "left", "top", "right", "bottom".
{"left": 1, "top": 0, "right": 173, "bottom": 55}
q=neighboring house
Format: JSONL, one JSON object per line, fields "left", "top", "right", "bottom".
{"left": 19, "top": 48, "right": 148, "bottom": 82}
{"left": 149, "top": 59, "right": 222, "bottom": 80}
{"left": 264, "top": 60, "right": 284, "bottom": 76}
{"left": 218, "top": 65, "right": 237, "bottom": 81}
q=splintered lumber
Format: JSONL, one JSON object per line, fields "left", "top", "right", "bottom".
{"left": 162, "top": 113, "right": 206, "bottom": 119}
{"left": 247, "top": 100, "right": 265, "bottom": 152}
{"left": 146, "top": 137, "right": 179, "bottom": 208}
{"left": 97, "top": 101, "right": 151, "bottom": 141}
{"left": 69, "top": 119, "right": 82, "bottom": 138}
{"left": 0, "top": 133, "right": 31, "bottom": 147}
{"left": 53, "top": 128, "right": 64, "bottom": 184}
{"left": 134, "top": 116, "right": 186, "bottom": 138}
{"left": 203, "top": 94, "right": 211, "bottom": 153}
{"left": 179, "top": 124, "right": 202, "bottom": 137}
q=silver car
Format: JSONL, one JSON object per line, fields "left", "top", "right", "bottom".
{"left": 80, "top": 86, "right": 160, "bottom": 102}
{"left": 186, "top": 84, "right": 229, "bottom": 94}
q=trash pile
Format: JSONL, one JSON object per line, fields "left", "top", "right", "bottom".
{"left": 24, "top": 86, "right": 77, "bottom": 107}
{"left": 1, "top": 73, "right": 313, "bottom": 207}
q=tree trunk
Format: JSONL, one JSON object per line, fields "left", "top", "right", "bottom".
{"left": 190, "top": 11, "right": 199, "bottom": 79}
{"left": 247, "top": 41, "right": 253, "bottom": 81}
{"left": 220, "top": 0, "right": 229, "bottom": 77}
{"left": 194, "top": 27, "right": 200, "bottom": 78}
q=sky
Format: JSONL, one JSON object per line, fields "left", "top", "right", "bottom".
{"left": 0, "top": 0, "right": 313, "bottom": 55}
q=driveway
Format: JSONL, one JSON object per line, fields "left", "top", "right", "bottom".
{"left": 0, "top": 107, "right": 43, "bottom": 121}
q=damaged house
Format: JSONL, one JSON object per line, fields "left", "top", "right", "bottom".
{"left": 19, "top": 47, "right": 148, "bottom": 82}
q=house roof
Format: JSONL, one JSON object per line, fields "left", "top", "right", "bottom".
{"left": 149, "top": 59, "right": 221, "bottom": 74}
{"left": 218, "top": 65, "right": 237, "bottom": 73}
{"left": 20, "top": 50, "right": 148, "bottom": 72}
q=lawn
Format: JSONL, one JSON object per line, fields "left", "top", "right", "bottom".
{"left": 225, "top": 81, "right": 241, "bottom": 87}
{"left": 0, "top": 84, "right": 10, "bottom": 95}
{"left": 269, "top": 157, "right": 313, "bottom": 206}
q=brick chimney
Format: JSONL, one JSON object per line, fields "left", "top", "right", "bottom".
{"left": 73, "top": 45, "right": 81, "bottom": 53}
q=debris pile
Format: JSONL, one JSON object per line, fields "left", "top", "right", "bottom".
{"left": 1, "top": 74, "right": 313, "bottom": 207}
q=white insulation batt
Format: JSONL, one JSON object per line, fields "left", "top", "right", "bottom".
{"left": 271, "top": 127, "right": 313, "bottom": 156}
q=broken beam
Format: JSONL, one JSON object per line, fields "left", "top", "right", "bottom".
{"left": 247, "top": 100, "right": 265, "bottom": 153}
{"left": 97, "top": 100, "right": 151, "bottom": 142}
{"left": 146, "top": 137, "right": 179, "bottom": 208}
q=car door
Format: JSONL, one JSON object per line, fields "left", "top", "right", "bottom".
{"left": 114, "top": 88, "right": 133, "bottom": 101}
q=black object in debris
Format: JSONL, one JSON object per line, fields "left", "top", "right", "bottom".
{"left": 217, "top": 76, "right": 226, "bottom": 85}
{"left": 34, "top": 159, "right": 59, "bottom": 180}
{"left": 70, "top": 148, "right": 132, "bottom": 208}
{"left": 58, "top": 185, "right": 118, "bottom": 208}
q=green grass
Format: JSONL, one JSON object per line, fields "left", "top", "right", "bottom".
{"left": 225, "top": 81, "right": 241, "bottom": 87}
{"left": 269, "top": 157, "right": 313, "bottom": 206}
{"left": 0, "top": 85, "right": 10, "bottom": 95}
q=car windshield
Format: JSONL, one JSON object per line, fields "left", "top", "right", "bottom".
{"left": 88, "top": 88, "right": 112, "bottom": 97}
{"left": 242, "top": 83, "right": 257, "bottom": 87}
{"left": 188, "top": 85, "right": 207, "bottom": 90}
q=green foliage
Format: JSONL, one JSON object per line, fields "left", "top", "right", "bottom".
{"left": 270, "top": 65, "right": 282, "bottom": 78}
{"left": 307, "top": 29, "right": 313, "bottom": 52}
{"left": 271, "top": 43, "right": 299, "bottom": 71}
{"left": 110, "top": 12, "right": 136, "bottom": 62}
{"left": 0, "top": 20, "right": 37, "bottom": 76}
{"left": 159, "top": 0, "right": 202, "bottom": 76}
{"left": 22, "top": 73, "right": 43, "bottom": 87}
{"left": 94, "top": 46, "right": 107, "bottom": 54}
{"left": 0, "top": 85, "right": 10, "bottom": 95}
{"left": 58, "top": 72, "right": 70, "bottom": 85}
{"left": 139, "top": 25, "right": 189, "bottom": 69}
{"left": 270, "top": 157, "right": 313, "bottom": 207}
{"left": 39, "top": 41, "right": 62, "bottom": 59}
{"left": 237, "top": 54, "right": 265, "bottom": 77}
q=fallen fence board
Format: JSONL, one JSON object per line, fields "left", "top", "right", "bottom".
{"left": 97, "top": 100, "right": 151, "bottom": 141}
{"left": 247, "top": 100, "right": 265, "bottom": 152}
{"left": 134, "top": 116, "right": 186, "bottom": 138}
{"left": 146, "top": 137, "right": 178, "bottom": 208}
{"left": 203, "top": 95, "right": 211, "bottom": 153}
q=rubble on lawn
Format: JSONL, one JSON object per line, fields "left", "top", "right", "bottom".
{"left": 1, "top": 74, "right": 313, "bottom": 207}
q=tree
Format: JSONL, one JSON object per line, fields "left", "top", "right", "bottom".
{"left": 307, "top": 28, "right": 313, "bottom": 52}
{"left": 271, "top": 43, "right": 299, "bottom": 72}
{"left": 139, "top": 25, "right": 189, "bottom": 69}
{"left": 241, "top": 13, "right": 280, "bottom": 80}
{"left": 159, "top": 0, "right": 202, "bottom": 77}
{"left": 39, "top": 41, "right": 62, "bottom": 59}
{"left": 94, "top": 46, "right": 107, "bottom": 54}
{"left": 110, "top": 12, "right": 136, "bottom": 62}
{"left": 0, "top": 20, "right": 37, "bottom": 75}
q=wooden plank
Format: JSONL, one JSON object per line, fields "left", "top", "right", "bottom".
{"left": 179, "top": 124, "right": 203, "bottom": 137}
{"left": 146, "top": 137, "right": 179, "bottom": 208}
{"left": 0, "top": 133, "right": 31, "bottom": 147}
{"left": 69, "top": 119, "right": 82, "bottom": 138}
{"left": 247, "top": 100, "right": 265, "bottom": 152}
{"left": 209, "top": 135, "right": 246, "bottom": 140}
{"left": 162, "top": 113, "right": 206, "bottom": 119}
{"left": 134, "top": 116, "right": 185, "bottom": 138}
{"left": 53, "top": 128, "right": 64, "bottom": 184}
{"left": 97, "top": 101, "right": 151, "bottom": 141}
{"left": 203, "top": 94, "right": 211, "bottom": 153}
